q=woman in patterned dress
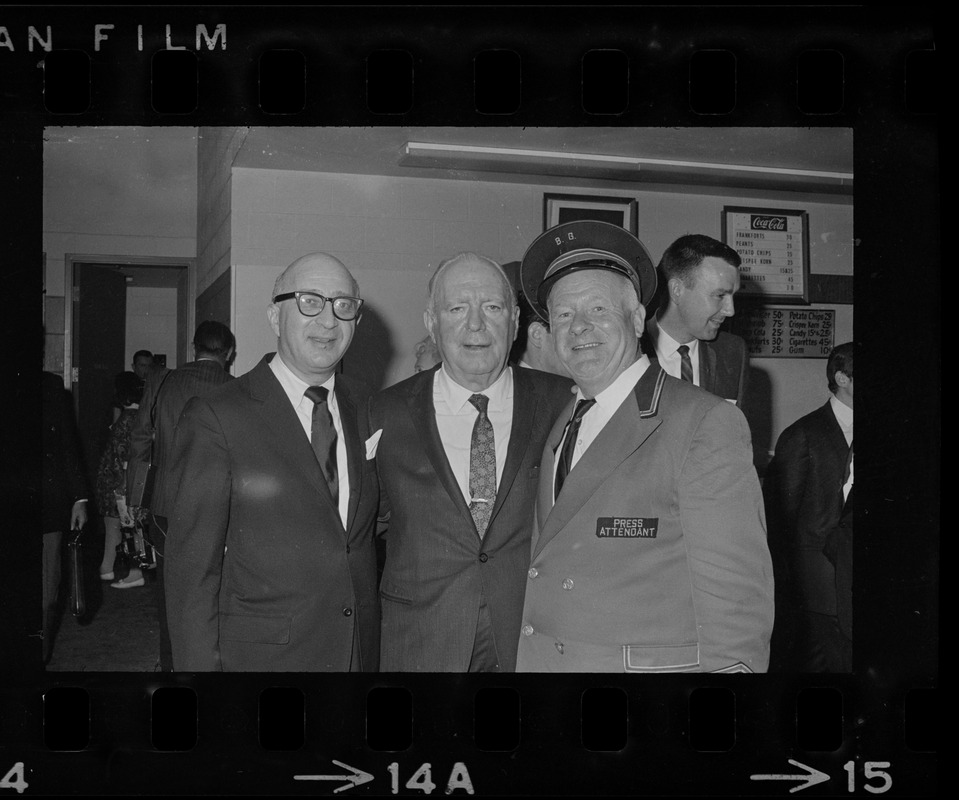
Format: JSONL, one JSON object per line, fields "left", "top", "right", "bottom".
{"left": 95, "top": 371, "right": 145, "bottom": 588}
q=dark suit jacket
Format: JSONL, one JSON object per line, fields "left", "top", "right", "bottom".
{"left": 368, "top": 365, "right": 574, "bottom": 671}
{"left": 165, "top": 354, "right": 380, "bottom": 672}
{"left": 41, "top": 372, "right": 89, "bottom": 533}
{"left": 641, "top": 317, "right": 750, "bottom": 407}
{"left": 127, "top": 359, "right": 234, "bottom": 521}
{"left": 516, "top": 366, "right": 774, "bottom": 673}
{"left": 764, "top": 401, "right": 850, "bottom": 617}
{"left": 824, "top": 487, "right": 853, "bottom": 643}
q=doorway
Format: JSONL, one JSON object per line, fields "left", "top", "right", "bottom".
{"left": 64, "top": 255, "right": 195, "bottom": 488}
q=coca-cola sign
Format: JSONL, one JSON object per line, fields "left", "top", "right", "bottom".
{"left": 751, "top": 215, "right": 787, "bottom": 231}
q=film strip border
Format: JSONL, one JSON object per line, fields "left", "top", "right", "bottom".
{"left": 0, "top": 7, "right": 938, "bottom": 121}
{"left": 0, "top": 677, "right": 939, "bottom": 794}
{"left": 2, "top": 5, "right": 939, "bottom": 797}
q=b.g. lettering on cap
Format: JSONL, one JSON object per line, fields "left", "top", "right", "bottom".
{"left": 520, "top": 219, "right": 657, "bottom": 321}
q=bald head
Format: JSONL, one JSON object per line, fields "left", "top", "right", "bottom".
{"left": 272, "top": 253, "right": 359, "bottom": 301}
{"left": 267, "top": 252, "right": 362, "bottom": 385}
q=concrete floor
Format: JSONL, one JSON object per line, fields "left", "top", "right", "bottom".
{"left": 46, "top": 533, "right": 162, "bottom": 672}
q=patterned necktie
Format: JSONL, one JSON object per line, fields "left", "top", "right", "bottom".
{"left": 554, "top": 398, "right": 596, "bottom": 500}
{"left": 305, "top": 385, "right": 339, "bottom": 506}
{"left": 467, "top": 394, "right": 496, "bottom": 538}
{"left": 677, "top": 344, "right": 694, "bottom": 383}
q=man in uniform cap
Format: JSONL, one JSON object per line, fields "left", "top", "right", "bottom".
{"left": 516, "top": 220, "right": 774, "bottom": 673}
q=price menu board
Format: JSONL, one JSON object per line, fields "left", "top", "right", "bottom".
{"left": 722, "top": 207, "right": 810, "bottom": 303}
{"left": 731, "top": 306, "right": 835, "bottom": 358}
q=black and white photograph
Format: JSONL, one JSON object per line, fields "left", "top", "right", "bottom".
{"left": 5, "top": 5, "right": 937, "bottom": 797}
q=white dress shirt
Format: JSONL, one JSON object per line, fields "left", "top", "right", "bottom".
{"left": 830, "top": 394, "right": 854, "bottom": 501}
{"left": 653, "top": 322, "right": 701, "bottom": 386}
{"left": 829, "top": 394, "right": 854, "bottom": 447}
{"left": 270, "top": 354, "right": 350, "bottom": 526}
{"left": 433, "top": 365, "right": 514, "bottom": 505}
{"left": 554, "top": 356, "right": 651, "bottom": 493}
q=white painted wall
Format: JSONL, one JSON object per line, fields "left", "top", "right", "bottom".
{"left": 227, "top": 166, "right": 853, "bottom": 453}
{"left": 125, "top": 286, "right": 178, "bottom": 369}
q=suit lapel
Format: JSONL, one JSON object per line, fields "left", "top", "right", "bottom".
{"left": 534, "top": 368, "right": 666, "bottom": 558}
{"left": 335, "top": 380, "right": 363, "bottom": 534}
{"left": 699, "top": 340, "right": 717, "bottom": 394}
{"left": 534, "top": 398, "right": 574, "bottom": 545}
{"left": 486, "top": 368, "right": 534, "bottom": 531}
{"left": 406, "top": 371, "right": 476, "bottom": 529}
{"left": 248, "top": 356, "right": 344, "bottom": 529}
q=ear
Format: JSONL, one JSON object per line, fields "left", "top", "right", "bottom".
{"left": 835, "top": 371, "right": 851, "bottom": 388}
{"left": 267, "top": 303, "right": 280, "bottom": 338}
{"left": 632, "top": 302, "right": 647, "bottom": 339}
{"left": 510, "top": 304, "right": 520, "bottom": 344}
{"left": 668, "top": 277, "right": 685, "bottom": 303}
{"left": 527, "top": 320, "right": 546, "bottom": 349}
{"left": 423, "top": 309, "right": 434, "bottom": 339}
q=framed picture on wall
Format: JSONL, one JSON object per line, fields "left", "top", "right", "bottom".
{"left": 543, "top": 193, "right": 638, "bottom": 235}
{"left": 722, "top": 206, "right": 811, "bottom": 304}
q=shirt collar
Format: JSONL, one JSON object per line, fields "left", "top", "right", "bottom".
{"left": 575, "top": 355, "right": 651, "bottom": 412}
{"left": 436, "top": 363, "right": 513, "bottom": 413}
{"left": 270, "top": 352, "right": 336, "bottom": 406}
{"left": 656, "top": 319, "right": 699, "bottom": 359}
{"left": 829, "top": 393, "right": 853, "bottom": 430}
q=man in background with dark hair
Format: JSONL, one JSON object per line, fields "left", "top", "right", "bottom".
{"left": 131, "top": 350, "right": 154, "bottom": 382}
{"left": 764, "top": 341, "right": 854, "bottom": 672}
{"left": 127, "top": 320, "right": 235, "bottom": 671}
{"left": 642, "top": 234, "right": 750, "bottom": 407}
{"left": 510, "top": 290, "right": 568, "bottom": 378}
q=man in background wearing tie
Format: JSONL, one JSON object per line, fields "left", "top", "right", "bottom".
{"left": 515, "top": 221, "right": 773, "bottom": 673}
{"left": 165, "top": 253, "right": 380, "bottom": 671}
{"left": 369, "top": 252, "right": 572, "bottom": 671}
{"left": 764, "top": 342, "right": 854, "bottom": 672}
{"left": 642, "top": 234, "right": 750, "bottom": 407}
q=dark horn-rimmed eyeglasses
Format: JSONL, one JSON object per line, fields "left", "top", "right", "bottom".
{"left": 273, "top": 291, "right": 364, "bottom": 321}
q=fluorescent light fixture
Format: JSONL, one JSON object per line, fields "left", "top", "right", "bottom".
{"left": 400, "top": 141, "right": 853, "bottom": 193}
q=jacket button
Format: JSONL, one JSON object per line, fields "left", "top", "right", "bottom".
{"left": 562, "top": 578, "right": 574, "bottom": 590}
{"left": 522, "top": 624, "right": 534, "bottom": 636}
{"left": 528, "top": 568, "right": 538, "bottom": 579}
{"left": 479, "top": 553, "right": 489, "bottom": 563}
{"left": 345, "top": 545, "right": 351, "bottom": 554}
{"left": 342, "top": 607, "right": 353, "bottom": 617}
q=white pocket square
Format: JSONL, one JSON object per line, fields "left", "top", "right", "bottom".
{"left": 365, "top": 429, "right": 383, "bottom": 460}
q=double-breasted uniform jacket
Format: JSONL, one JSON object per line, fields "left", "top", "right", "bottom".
{"left": 764, "top": 401, "right": 850, "bottom": 618}
{"left": 641, "top": 317, "right": 750, "bottom": 407}
{"left": 368, "top": 365, "right": 573, "bottom": 672}
{"left": 516, "top": 364, "right": 775, "bottom": 673}
{"left": 165, "top": 354, "right": 380, "bottom": 672}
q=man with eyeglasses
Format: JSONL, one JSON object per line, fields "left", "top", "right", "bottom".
{"left": 368, "top": 252, "right": 572, "bottom": 672}
{"left": 165, "top": 253, "right": 381, "bottom": 672}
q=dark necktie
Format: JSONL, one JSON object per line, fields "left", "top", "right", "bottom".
{"left": 554, "top": 398, "right": 596, "bottom": 500}
{"left": 305, "top": 385, "right": 339, "bottom": 506}
{"left": 677, "top": 344, "right": 694, "bottom": 383}
{"left": 467, "top": 394, "right": 496, "bottom": 538}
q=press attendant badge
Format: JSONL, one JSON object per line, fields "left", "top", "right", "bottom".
{"left": 595, "top": 517, "right": 659, "bottom": 538}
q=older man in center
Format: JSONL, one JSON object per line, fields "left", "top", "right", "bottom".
{"left": 516, "top": 221, "right": 774, "bottom": 673}
{"left": 369, "top": 252, "right": 573, "bottom": 672}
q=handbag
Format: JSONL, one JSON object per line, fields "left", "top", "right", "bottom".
{"left": 67, "top": 528, "right": 86, "bottom": 618}
{"left": 128, "top": 370, "right": 173, "bottom": 510}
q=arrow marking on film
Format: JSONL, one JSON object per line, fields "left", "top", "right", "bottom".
{"left": 750, "top": 759, "right": 830, "bottom": 793}
{"left": 294, "top": 760, "right": 375, "bottom": 793}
